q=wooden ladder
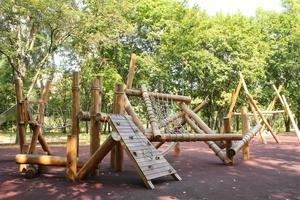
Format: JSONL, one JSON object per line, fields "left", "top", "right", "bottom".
{"left": 109, "top": 114, "right": 181, "bottom": 189}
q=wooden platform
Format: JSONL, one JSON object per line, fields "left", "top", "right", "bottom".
{"left": 109, "top": 114, "right": 181, "bottom": 189}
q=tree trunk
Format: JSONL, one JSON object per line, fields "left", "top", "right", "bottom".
{"left": 284, "top": 116, "right": 290, "bottom": 132}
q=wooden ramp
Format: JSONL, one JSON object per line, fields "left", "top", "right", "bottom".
{"left": 109, "top": 114, "right": 181, "bottom": 189}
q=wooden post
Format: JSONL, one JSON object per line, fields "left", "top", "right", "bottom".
{"left": 14, "top": 77, "right": 27, "bottom": 152}
{"left": 126, "top": 53, "right": 137, "bottom": 89}
{"left": 141, "top": 85, "right": 161, "bottom": 138}
{"left": 90, "top": 77, "right": 102, "bottom": 156}
{"left": 71, "top": 72, "right": 80, "bottom": 156}
{"left": 223, "top": 117, "right": 232, "bottom": 160}
{"left": 183, "top": 112, "right": 232, "bottom": 165}
{"left": 66, "top": 134, "right": 77, "bottom": 181}
{"left": 282, "top": 96, "right": 300, "bottom": 141}
{"left": 241, "top": 106, "right": 250, "bottom": 160}
{"left": 112, "top": 83, "right": 125, "bottom": 171}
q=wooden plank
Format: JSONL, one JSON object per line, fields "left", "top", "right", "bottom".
{"left": 282, "top": 96, "right": 300, "bottom": 141}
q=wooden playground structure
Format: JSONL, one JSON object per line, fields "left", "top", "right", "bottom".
{"left": 12, "top": 54, "right": 299, "bottom": 189}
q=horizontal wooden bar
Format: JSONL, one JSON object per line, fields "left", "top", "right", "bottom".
{"left": 125, "top": 89, "right": 191, "bottom": 103}
{"left": 233, "top": 110, "right": 285, "bottom": 116}
{"left": 15, "top": 154, "right": 85, "bottom": 167}
{"left": 150, "top": 133, "right": 243, "bottom": 142}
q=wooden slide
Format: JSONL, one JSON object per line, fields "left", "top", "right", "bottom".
{"left": 109, "top": 114, "right": 181, "bottom": 189}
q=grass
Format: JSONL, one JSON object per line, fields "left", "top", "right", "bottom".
{"left": 0, "top": 132, "right": 108, "bottom": 145}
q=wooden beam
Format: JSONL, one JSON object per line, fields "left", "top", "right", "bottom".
{"left": 227, "top": 78, "right": 243, "bottom": 118}
{"left": 71, "top": 71, "right": 80, "bottom": 156}
{"left": 239, "top": 73, "right": 267, "bottom": 144}
{"left": 14, "top": 77, "right": 27, "bottom": 152}
{"left": 77, "top": 135, "right": 118, "bottom": 180}
{"left": 66, "top": 134, "right": 77, "bottom": 181}
{"left": 112, "top": 84, "right": 125, "bottom": 172}
{"left": 141, "top": 85, "right": 161, "bottom": 138}
{"left": 183, "top": 112, "right": 233, "bottom": 165}
{"left": 150, "top": 133, "right": 243, "bottom": 142}
{"left": 228, "top": 124, "right": 262, "bottom": 157}
{"left": 282, "top": 96, "right": 300, "bottom": 141}
{"left": 126, "top": 53, "right": 137, "bottom": 89}
{"left": 241, "top": 106, "right": 250, "bottom": 160}
{"left": 16, "top": 154, "right": 85, "bottom": 167}
{"left": 125, "top": 89, "right": 192, "bottom": 103}
{"left": 246, "top": 93, "right": 280, "bottom": 143}
{"left": 90, "top": 77, "right": 102, "bottom": 157}
{"left": 223, "top": 117, "right": 232, "bottom": 160}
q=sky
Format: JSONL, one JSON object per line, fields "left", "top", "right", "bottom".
{"left": 189, "top": 0, "right": 284, "bottom": 16}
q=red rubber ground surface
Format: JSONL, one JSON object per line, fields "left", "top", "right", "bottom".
{"left": 0, "top": 135, "right": 299, "bottom": 200}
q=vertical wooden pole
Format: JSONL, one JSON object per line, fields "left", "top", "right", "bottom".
{"left": 112, "top": 83, "right": 125, "bottom": 171}
{"left": 241, "top": 106, "right": 250, "bottom": 160}
{"left": 223, "top": 117, "right": 232, "bottom": 160}
{"left": 71, "top": 72, "right": 80, "bottom": 156}
{"left": 90, "top": 77, "right": 101, "bottom": 156}
{"left": 282, "top": 96, "right": 300, "bottom": 141}
{"left": 126, "top": 53, "right": 137, "bottom": 89}
{"left": 89, "top": 77, "right": 102, "bottom": 175}
{"left": 66, "top": 134, "right": 77, "bottom": 181}
{"left": 14, "top": 77, "right": 27, "bottom": 152}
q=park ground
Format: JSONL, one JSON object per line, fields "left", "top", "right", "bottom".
{"left": 0, "top": 135, "right": 299, "bottom": 200}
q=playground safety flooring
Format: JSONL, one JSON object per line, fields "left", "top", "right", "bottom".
{"left": 0, "top": 135, "right": 299, "bottom": 200}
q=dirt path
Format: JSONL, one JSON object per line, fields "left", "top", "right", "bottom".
{"left": 0, "top": 136, "right": 299, "bottom": 200}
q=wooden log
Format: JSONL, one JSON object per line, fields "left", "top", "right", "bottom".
{"left": 71, "top": 71, "right": 80, "bottom": 156}
{"left": 126, "top": 53, "right": 137, "bottom": 89}
{"left": 282, "top": 96, "right": 300, "bottom": 141}
{"left": 184, "top": 114, "right": 233, "bottom": 165}
{"left": 14, "top": 77, "right": 27, "bottom": 152}
{"left": 27, "top": 107, "right": 52, "bottom": 155}
{"left": 78, "top": 111, "right": 90, "bottom": 121}
{"left": 228, "top": 123, "right": 262, "bottom": 157}
{"left": 37, "top": 80, "right": 51, "bottom": 124}
{"left": 112, "top": 84, "right": 125, "bottom": 172}
{"left": 223, "top": 117, "right": 232, "bottom": 160}
{"left": 141, "top": 85, "right": 161, "bottom": 138}
{"left": 273, "top": 85, "right": 287, "bottom": 113}
{"left": 66, "top": 134, "right": 77, "bottom": 181}
{"left": 77, "top": 135, "right": 119, "bottom": 180}
{"left": 124, "top": 94, "right": 145, "bottom": 133}
{"left": 125, "top": 89, "right": 192, "bottom": 103}
{"left": 268, "top": 85, "right": 283, "bottom": 111}
{"left": 241, "top": 107, "right": 250, "bottom": 160}
{"left": 246, "top": 93, "right": 280, "bottom": 143}
{"left": 233, "top": 110, "right": 285, "bottom": 116}
{"left": 16, "top": 154, "right": 85, "bottom": 167}
{"left": 28, "top": 124, "right": 40, "bottom": 154}
{"left": 150, "top": 133, "right": 243, "bottom": 142}
{"left": 227, "top": 78, "right": 243, "bottom": 118}
{"left": 239, "top": 73, "right": 267, "bottom": 144}
{"left": 90, "top": 77, "right": 102, "bottom": 157}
